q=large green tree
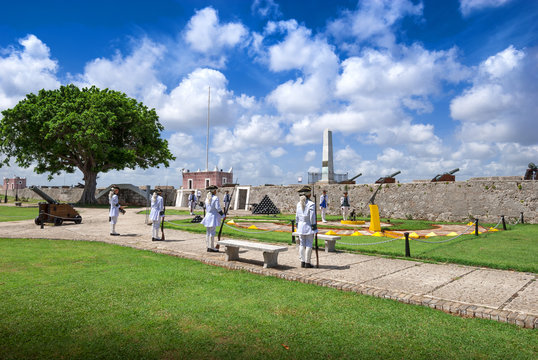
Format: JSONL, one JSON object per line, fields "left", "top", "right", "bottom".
{"left": 0, "top": 85, "right": 175, "bottom": 204}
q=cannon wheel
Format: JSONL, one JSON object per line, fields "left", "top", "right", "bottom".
{"left": 54, "top": 217, "right": 63, "bottom": 226}
{"left": 74, "top": 215, "right": 82, "bottom": 224}
{"left": 35, "top": 216, "right": 42, "bottom": 226}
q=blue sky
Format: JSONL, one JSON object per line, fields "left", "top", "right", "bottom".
{"left": 1, "top": 0, "right": 537, "bottom": 187}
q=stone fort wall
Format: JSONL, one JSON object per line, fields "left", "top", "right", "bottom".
{"left": 8, "top": 179, "right": 537, "bottom": 224}
{"left": 248, "top": 179, "right": 537, "bottom": 224}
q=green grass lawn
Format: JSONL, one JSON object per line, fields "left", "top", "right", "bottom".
{"left": 1, "top": 238, "right": 536, "bottom": 360}
{"left": 0, "top": 205, "right": 38, "bottom": 222}
{"left": 166, "top": 218, "right": 538, "bottom": 273}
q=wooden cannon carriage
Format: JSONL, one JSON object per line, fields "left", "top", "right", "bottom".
{"left": 30, "top": 186, "right": 82, "bottom": 226}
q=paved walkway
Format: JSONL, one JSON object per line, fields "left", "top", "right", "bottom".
{"left": 1, "top": 206, "right": 536, "bottom": 329}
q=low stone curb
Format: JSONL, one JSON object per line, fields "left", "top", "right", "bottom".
{"left": 150, "top": 247, "right": 537, "bottom": 329}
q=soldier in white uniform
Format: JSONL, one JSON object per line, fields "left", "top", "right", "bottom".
{"left": 295, "top": 185, "right": 317, "bottom": 268}
{"left": 340, "top": 191, "right": 350, "bottom": 221}
{"left": 150, "top": 188, "right": 164, "bottom": 241}
{"left": 201, "top": 185, "right": 223, "bottom": 252}
{"left": 188, "top": 190, "right": 197, "bottom": 215}
{"left": 109, "top": 186, "right": 124, "bottom": 236}
{"left": 319, "top": 189, "right": 329, "bottom": 223}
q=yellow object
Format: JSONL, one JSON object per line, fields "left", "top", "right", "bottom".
{"left": 409, "top": 232, "right": 419, "bottom": 238}
{"left": 325, "top": 230, "right": 337, "bottom": 235}
{"left": 341, "top": 220, "right": 366, "bottom": 225}
{"left": 351, "top": 231, "right": 363, "bottom": 236}
{"left": 467, "top": 222, "right": 475, "bottom": 226}
{"left": 425, "top": 232, "right": 437, "bottom": 238}
{"left": 372, "top": 232, "right": 383, "bottom": 237}
{"left": 446, "top": 232, "right": 458, "bottom": 236}
{"left": 369, "top": 204, "right": 381, "bottom": 232}
{"left": 488, "top": 228, "right": 499, "bottom": 232}
{"left": 227, "top": 220, "right": 235, "bottom": 225}
{"left": 248, "top": 225, "right": 258, "bottom": 229}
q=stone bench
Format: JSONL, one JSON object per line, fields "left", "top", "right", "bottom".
{"left": 217, "top": 239, "right": 288, "bottom": 268}
{"left": 292, "top": 232, "right": 340, "bottom": 252}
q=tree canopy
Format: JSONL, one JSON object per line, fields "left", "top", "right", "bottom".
{"left": 0, "top": 85, "right": 175, "bottom": 203}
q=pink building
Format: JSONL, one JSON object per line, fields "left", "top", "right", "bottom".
{"left": 182, "top": 168, "right": 234, "bottom": 189}
{"left": 3, "top": 176, "right": 26, "bottom": 190}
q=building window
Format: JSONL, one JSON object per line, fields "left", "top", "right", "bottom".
{"left": 222, "top": 177, "right": 227, "bottom": 184}
{"left": 205, "top": 178, "right": 210, "bottom": 188}
{"left": 188, "top": 179, "right": 193, "bottom": 189}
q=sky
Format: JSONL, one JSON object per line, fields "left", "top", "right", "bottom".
{"left": 1, "top": 0, "right": 537, "bottom": 188}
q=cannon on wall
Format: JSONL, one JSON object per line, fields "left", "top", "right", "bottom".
{"left": 524, "top": 163, "right": 537, "bottom": 180}
{"left": 30, "top": 186, "right": 82, "bottom": 226}
{"left": 432, "top": 168, "right": 460, "bottom": 182}
{"left": 339, "top": 173, "right": 362, "bottom": 184}
{"left": 374, "top": 171, "right": 401, "bottom": 184}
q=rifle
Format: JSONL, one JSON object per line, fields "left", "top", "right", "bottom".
{"left": 217, "top": 185, "right": 236, "bottom": 244}
{"left": 312, "top": 188, "right": 319, "bottom": 268}
{"left": 161, "top": 189, "right": 167, "bottom": 241}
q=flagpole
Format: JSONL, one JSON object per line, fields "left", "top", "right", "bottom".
{"left": 206, "top": 86, "right": 210, "bottom": 171}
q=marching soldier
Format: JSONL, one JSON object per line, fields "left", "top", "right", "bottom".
{"left": 201, "top": 185, "right": 224, "bottom": 252}
{"left": 188, "top": 190, "right": 197, "bottom": 215}
{"left": 319, "top": 189, "right": 329, "bottom": 222}
{"left": 340, "top": 191, "right": 350, "bottom": 221}
{"left": 295, "top": 185, "right": 317, "bottom": 268}
{"left": 109, "top": 186, "right": 125, "bottom": 236}
{"left": 150, "top": 188, "right": 164, "bottom": 241}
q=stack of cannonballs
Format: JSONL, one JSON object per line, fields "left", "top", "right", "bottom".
{"left": 252, "top": 195, "right": 280, "bottom": 214}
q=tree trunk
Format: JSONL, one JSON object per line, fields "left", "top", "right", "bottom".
{"left": 79, "top": 171, "right": 98, "bottom": 204}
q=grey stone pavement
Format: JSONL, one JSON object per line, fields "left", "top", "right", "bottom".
{"left": 1, "top": 206, "right": 536, "bottom": 329}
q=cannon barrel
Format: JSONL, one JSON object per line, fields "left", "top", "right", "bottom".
{"left": 387, "top": 170, "right": 401, "bottom": 178}
{"left": 29, "top": 186, "right": 58, "bottom": 204}
{"left": 448, "top": 168, "right": 460, "bottom": 175}
{"left": 349, "top": 173, "right": 362, "bottom": 181}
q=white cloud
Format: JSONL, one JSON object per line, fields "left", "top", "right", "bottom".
{"left": 459, "top": 0, "right": 514, "bottom": 17}
{"left": 327, "top": 0, "right": 423, "bottom": 50}
{"left": 251, "top": 0, "right": 281, "bottom": 18}
{"left": 304, "top": 150, "right": 316, "bottom": 162}
{"left": 211, "top": 114, "right": 284, "bottom": 153}
{"left": 270, "top": 147, "right": 287, "bottom": 158}
{"left": 266, "top": 22, "right": 339, "bottom": 114}
{"left": 0, "top": 35, "right": 60, "bottom": 111}
{"left": 450, "top": 46, "right": 537, "bottom": 145}
{"left": 75, "top": 38, "right": 166, "bottom": 106}
{"left": 159, "top": 68, "right": 239, "bottom": 130}
{"left": 184, "top": 7, "right": 248, "bottom": 55}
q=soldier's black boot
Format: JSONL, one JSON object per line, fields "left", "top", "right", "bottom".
{"left": 301, "top": 262, "right": 306, "bottom": 268}
{"left": 305, "top": 263, "right": 313, "bottom": 268}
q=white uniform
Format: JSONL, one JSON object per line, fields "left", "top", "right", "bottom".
{"left": 150, "top": 194, "right": 164, "bottom": 240}
{"left": 295, "top": 197, "right": 317, "bottom": 265}
{"left": 109, "top": 192, "right": 121, "bottom": 235}
{"left": 340, "top": 195, "right": 350, "bottom": 221}
{"left": 201, "top": 194, "right": 222, "bottom": 249}
{"left": 319, "top": 193, "right": 328, "bottom": 222}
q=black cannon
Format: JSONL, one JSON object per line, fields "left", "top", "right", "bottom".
{"left": 370, "top": 171, "right": 401, "bottom": 205}
{"left": 339, "top": 173, "right": 362, "bottom": 184}
{"left": 524, "top": 163, "right": 537, "bottom": 180}
{"left": 30, "top": 186, "right": 82, "bottom": 226}
{"left": 431, "top": 168, "right": 460, "bottom": 182}
{"left": 375, "top": 171, "right": 401, "bottom": 184}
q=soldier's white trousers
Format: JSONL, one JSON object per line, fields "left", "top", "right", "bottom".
{"left": 341, "top": 206, "right": 349, "bottom": 220}
{"left": 152, "top": 221, "right": 161, "bottom": 239}
{"left": 205, "top": 226, "right": 216, "bottom": 248}
{"left": 320, "top": 207, "right": 327, "bottom": 222}
{"left": 110, "top": 216, "right": 118, "bottom": 234}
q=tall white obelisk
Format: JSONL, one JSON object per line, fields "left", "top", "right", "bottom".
{"left": 319, "top": 128, "right": 335, "bottom": 184}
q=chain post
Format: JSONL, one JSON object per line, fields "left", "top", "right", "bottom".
{"left": 291, "top": 219, "right": 296, "bottom": 244}
{"left": 404, "top": 232, "right": 410, "bottom": 257}
{"left": 501, "top": 215, "right": 506, "bottom": 230}
{"left": 475, "top": 218, "right": 479, "bottom": 236}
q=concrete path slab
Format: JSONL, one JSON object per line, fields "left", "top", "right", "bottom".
{"left": 430, "top": 269, "right": 535, "bottom": 309}
{"left": 0, "top": 206, "right": 536, "bottom": 329}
